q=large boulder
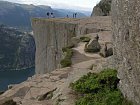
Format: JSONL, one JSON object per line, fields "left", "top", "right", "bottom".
{"left": 100, "top": 43, "right": 113, "bottom": 57}
{"left": 84, "top": 39, "right": 101, "bottom": 53}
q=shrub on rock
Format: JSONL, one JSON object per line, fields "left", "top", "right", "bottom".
{"left": 70, "top": 69, "right": 133, "bottom": 105}
{"left": 80, "top": 36, "right": 91, "bottom": 42}
{"left": 60, "top": 46, "right": 73, "bottom": 67}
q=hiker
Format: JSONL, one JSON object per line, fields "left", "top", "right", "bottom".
{"left": 75, "top": 13, "right": 77, "bottom": 18}
{"left": 73, "top": 13, "right": 74, "bottom": 18}
{"left": 95, "top": 34, "right": 99, "bottom": 41}
{"left": 67, "top": 15, "right": 69, "bottom": 18}
{"left": 104, "top": 43, "right": 108, "bottom": 57}
{"left": 104, "top": 43, "right": 107, "bottom": 52}
{"left": 51, "top": 12, "right": 55, "bottom": 18}
{"left": 47, "top": 12, "right": 50, "bottom": 18}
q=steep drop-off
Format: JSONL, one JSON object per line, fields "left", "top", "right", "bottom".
{"left": 112, "top": 0, "right": 140, "bottom": 104}
{"left": 32, "top": 18, "right": 78, "bottom": 74}
{"left": 0, "top": 25, "right": 35, "bottom": 70}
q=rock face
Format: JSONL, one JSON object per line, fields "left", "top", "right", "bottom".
{"left": 32, "top": 18, "right": 78, "bottom": 74}
{"left": 91, "top": 0, "right": 112, "bottom": 16}
{"left": 31, "top": 17, "right": 112, "bottom": 74}
{"left": 0, "top": 25, "right": 35, "bottom": 70}
{"left": 112, "top": 0, "right": 140, "bottom": 104}
{"left": 85, "top": 39, "right": 101, "bottom": 53}
{"left": 100, "top": 43, "right": 113, "bottom": 58}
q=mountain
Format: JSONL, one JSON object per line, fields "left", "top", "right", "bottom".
{"left": 54, "top": 9, "right": 88, "bottom": 18}
{"left": 0, "top": 25, "right": 35, "bottom": 70}
{"left": 0, "top": 1, "right": 87, "bottom": 31}
{"left": 91, "top": 0, "right": 112, "bottom": 16}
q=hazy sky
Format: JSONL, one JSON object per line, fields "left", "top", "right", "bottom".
{"left": 2, "top": 0, "right": 101, "bottom": 11}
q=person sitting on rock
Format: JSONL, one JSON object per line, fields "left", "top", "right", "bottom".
{"left": 47, "top": 12, "right": 50, "bottom": 18}
{"left": 95, "top": 34, "right": 99, "bottom": 41}
{"left": 104, "top": 43, "right": 108, "bottom": 52}
{"left": 51, "top": 13, "right": 55, "bottom": 18}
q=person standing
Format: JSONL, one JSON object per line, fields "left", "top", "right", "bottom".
{"left": 75, "top": 13, "right": 77, "bottom": 18}
{"left": 73, "top": 13, "right": 74, "bottom": 18}
{"left": 67, "top": 15, "right": 69, "bottom": 18}
{"left": 95, "top": 34, "right": 99, "bottom": 41}
{"left": 47, "top": 12, "right": 50, "bottom": 18}
{"left": 51, "top": 13, "right": 55, "bottom": 18}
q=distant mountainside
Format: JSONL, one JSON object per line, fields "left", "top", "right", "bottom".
{"left": 0, "top": 1, "right": 87, "bottom": 31}
{"left": 0, "top": 25, "right": 35, "bottom": 70}
{"left": 55, "top": 9, "right": 88, "bottom": 18}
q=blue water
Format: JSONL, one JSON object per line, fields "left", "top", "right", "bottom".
{"left": 0, "top": 68, "right": 35, "bottom": 91}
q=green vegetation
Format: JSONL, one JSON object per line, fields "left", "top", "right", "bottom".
{"left": 98, "top": 0, "right": 111, "bottom": 16}
{"left": 70, "top": 69, "right": 133, "bottom": 105}
{"left": 80, "top": 36, "right": 91, "bottom": 42}
{"left": 0, "top": 27, "right": 21, "bottom": 69}
{"left": 0, "top": 26, "right": 35, "bottom": 70}
{"left": 2, "top": 99, "right": 17, "bottom": 105}
{"left": 60, "top": 46, "right": 73, "bottom": 67}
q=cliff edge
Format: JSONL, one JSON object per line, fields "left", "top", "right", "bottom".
{"left": 32, "top": 18, "right": 78, "bottom": 74}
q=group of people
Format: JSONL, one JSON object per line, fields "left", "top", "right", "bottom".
{"left": 73, "top": 13, "right": 77, "bottom": 18}
{"left": 46, "top": 12, "right": 55, "bottom": 18}
{"left": 46, "top": 12, "right": 78, "bottom": 18}
{"left": 66, "top": 13, "right": 78, "bottom": 18}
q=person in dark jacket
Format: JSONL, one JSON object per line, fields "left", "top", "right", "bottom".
{"left": 75, "top": 13, "right": 77, "bottom": 18}
{"left": 47, "top": 12, "right": 50, "bottom": 18}
{"left": 95, "top": 34, "right": 99, "bottom": 41}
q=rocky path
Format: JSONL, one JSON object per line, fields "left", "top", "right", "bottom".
{"left": 0, "top": 41, "right": 106, "bottom": 105}
{"left": 0, "top": 16, "right": 112, "bottom": 105}
{"left": 73, "top": 42, "right": 101, "bottom": 58}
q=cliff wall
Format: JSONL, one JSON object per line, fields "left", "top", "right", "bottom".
{"left": 112, "top": 0, "right": 140, "bottom": 104}
{"left": 91, "top": 0, "right": 111, "bottom": 16}
{"left": 32, "top": 18, "right": 78, "bottom": 74}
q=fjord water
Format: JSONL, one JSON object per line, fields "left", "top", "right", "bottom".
{"left": 0, "top": 68, "right": 35, "bottom": 91}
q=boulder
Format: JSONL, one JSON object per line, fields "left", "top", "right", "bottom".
{"left": 100, "top": 44, "right": 113, "bottom": 57}
{"left": 84, "top": 39, "right": 101, "bottom": 53}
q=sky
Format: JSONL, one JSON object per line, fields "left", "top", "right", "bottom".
{"left": 1, "top": 0, "right": 101, "bottom": 11}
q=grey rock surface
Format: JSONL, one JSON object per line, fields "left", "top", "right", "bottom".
{"left": 100, "top": 43, "right": 113, "bottom": 57}
{"left": 32, "top": 18, "right": 78, "bottom": 74}
{"left": 112, "top": 0, "right": 140, "bottom": 104}
{"left": 91, "top": 0, "right": 112, "bottom": 16}
{"left": 85, "top": 39, "right": 101, "bottom": 53}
